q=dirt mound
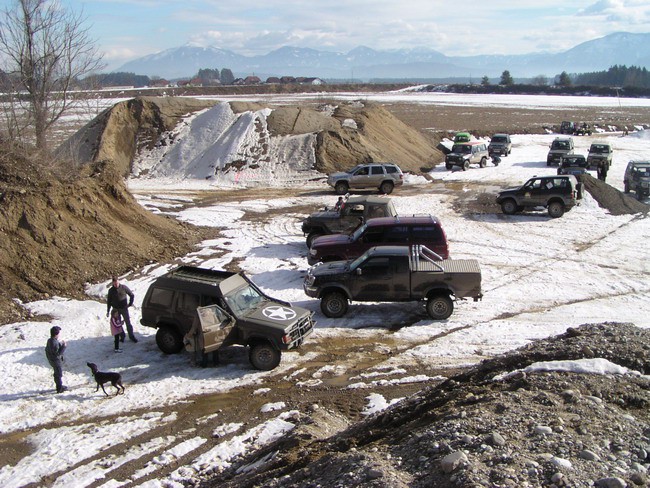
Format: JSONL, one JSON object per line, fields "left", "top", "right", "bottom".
{"left": 0, "top": 147, "right": 213, "bottom": 324}
{"left": 203, "top": 323, "right": 650, "bottom": 488}
{"left": 57, "top": 97, "right": 216, "bottom": 176}
{"left": 581, "top": 173, "right": 649, "bottom": 215}
{"left": 316, "top": 103, "right": 443, "bottom": 174}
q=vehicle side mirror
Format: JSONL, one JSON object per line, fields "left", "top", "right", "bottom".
{"left": 355, "top": 268, "right": 362, "bottom": 275}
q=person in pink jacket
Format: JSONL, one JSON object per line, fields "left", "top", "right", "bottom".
{"left": 110, "top": 309, "right": 126, "bottom": 353}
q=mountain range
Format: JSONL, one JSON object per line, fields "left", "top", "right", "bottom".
{"left": 116, "top": 32, "right": 650, "bottom": 82}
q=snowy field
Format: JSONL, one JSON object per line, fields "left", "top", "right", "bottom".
{"left": 1, "top": 92, "right": 649, "bottom": 487}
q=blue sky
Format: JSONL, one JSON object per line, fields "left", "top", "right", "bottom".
{"left": 63, "top": 0, "right": 650, "bottom": 70}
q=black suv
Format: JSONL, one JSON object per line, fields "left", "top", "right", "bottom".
{"left": 301, "top": 195, "right": 398, "bottom": 247}
{"left": 496, "top": 175, "right": 581, "bottom": 218}
{"left": 140, "top": 266, "right": 314, "bottom": 370}
{"left": 327, "top": 163, "right": 403, "bottom": 195}
{"left": 557, "top": 154, "right": 589, "bottom": 176}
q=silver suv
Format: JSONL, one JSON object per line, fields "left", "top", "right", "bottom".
{"left": 445, "top": 142, "right": 489, "bottom": 170}
{"left": 547, "top": 137, "right": 574, "bottom": 166}
{"left": 327, "top": 163, "right": 403, "bottom": 195}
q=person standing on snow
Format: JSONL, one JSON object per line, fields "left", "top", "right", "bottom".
{"left": 106, "top": 275, "right": 138, "bottom": 342}
{"left": 45, "top": 326, "right": 68, "bottom": 393}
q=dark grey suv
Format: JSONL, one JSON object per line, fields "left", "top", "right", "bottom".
{"left": 327, "top": 163, "right": 403, "bottom": 195}
{"left": 496, "top": 175, "right": 581, "bottom": 218}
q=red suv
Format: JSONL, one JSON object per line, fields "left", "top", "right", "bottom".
{"left": 307, "top": 215, "right": 449, "bottom": 265}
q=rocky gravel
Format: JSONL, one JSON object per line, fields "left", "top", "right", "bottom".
{"left": 202, "top": 323, "right": 650, "bottom": 488}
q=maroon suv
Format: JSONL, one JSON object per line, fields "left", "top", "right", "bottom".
{"left": 307, "top": 215, "right": 449, "bottom": 265}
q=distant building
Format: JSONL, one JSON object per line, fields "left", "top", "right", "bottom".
{"left": 243, "top": 76, "right": 261, "bottom": 85}
{"left": 280, "top": 76, "right": 296, "bottom": 84}
{"left": 266, "top": 76, "right": 281, "bottom": 84}
{"left": 297, "top": 77, "right": 324, "bottom": 85}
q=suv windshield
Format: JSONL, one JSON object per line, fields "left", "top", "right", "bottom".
{"left": 452, "top": 144, "right": 471, "bottom": 154}
{"left": 633, "top": 166, "right": 650, "bottom": 176}
{"left": 222, "top": 283, "right": 265, "bottom": 316}
{"left": 492, "top": 136, "right": 507, "bottom": 143}
{"left": 552, "top": 141, "right": 570, "bottom": 150}
{"left": 590, "top": 144, "right": 609, "bottom": 153}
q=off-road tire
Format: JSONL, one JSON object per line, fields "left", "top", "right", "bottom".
{"left": 321, "top": 291, "right": 348, "bottom": 318}
{"left": 624, "top": 182, "right": 630, "bottom": 193}
{"left": 249, "top": 343, "right": 281, "bottom": 371}
{"left": 479, "top": 157, "right": 487, "bottom": 168}
{"left": 462, "top": 160, "right": 470, "bottom": 171}
{"left": 426, "top": 295, "right": 454, "bottom": 320}
{"left": 379, "top": 181, "right": 394, "bottom": 194}
{"left": 306, "top": 231, "right": 323, "bottom": 247}
{"left": 501, "top": 199, "right": 518, "bottom": 215}
{"left": 335, "top": 181, "right": 349, "bottom": 195}
{"left": 156, "top": 326, "right": 184, "bottom": 354}
{"left": 547, "top": 201, "right": 565, "bottom": 218}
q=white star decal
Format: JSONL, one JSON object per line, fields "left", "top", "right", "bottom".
{"left": 262, "top": 305, "right": 297, "bottom": 321}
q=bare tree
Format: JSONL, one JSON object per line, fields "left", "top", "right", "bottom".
{"left": 0, "top": 0, "right": 103, "bottom": 154}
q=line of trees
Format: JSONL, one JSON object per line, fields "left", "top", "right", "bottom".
{"left": 575, "top": 65, "right": 650, "bottom": 89}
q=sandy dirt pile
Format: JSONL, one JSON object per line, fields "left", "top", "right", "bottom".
{"left": 202, "top": 323, "right": 650, "bottom": 488}
{"left": 62, "top": 97, "right": 443, "bottom": 177}
{"left": 0, "top": 146, "right": 213, "bottom": 324}
{"left": 58, "top": 97, "right": 217, "bottom": 176}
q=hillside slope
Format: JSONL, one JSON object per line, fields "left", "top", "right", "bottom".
{"left": 0, "top": 148, "right": 212, "bottom": 324}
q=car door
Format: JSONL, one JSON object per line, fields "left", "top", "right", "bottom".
{"left": 368, "top": 165, "right": 385, "bottom": 188}
{"left": 521, "top": 178, "right": 545, "bottom": 206}
{"left": 350, "top": 166, "right": 371, "bottom": 188}
{"left": 196, "top": 305, "right": 235, "bottom": 353}
{"left": 174, "top": 291, "right": 201, "bottom": 333}
{"left": 350, "top": 255, "right": 393, "bottom": 299}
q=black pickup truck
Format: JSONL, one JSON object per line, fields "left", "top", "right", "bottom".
{"left": 303, "top": 245, "right": 482, "bottom": 320}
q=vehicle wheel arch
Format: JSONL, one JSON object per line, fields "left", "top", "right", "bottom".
{"left": 379, "top": 180, "right": 394, "bottom": 194}
{"left": 247, "top": 339, "right": 282, "bottom": 371}
{"left": 155, "top": 323, "right": 185, "bottom": 354}
{"left": 318, "top": 285, "right": 351, "bottom": 300}
{"left": 425, "top": 290, "right": 454, "bottom": 320}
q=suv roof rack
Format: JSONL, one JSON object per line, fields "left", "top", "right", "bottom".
{"left": 166, "top": 266, "right": 229, "bottom": 284}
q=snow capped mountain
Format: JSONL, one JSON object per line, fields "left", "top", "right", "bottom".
{"left": 115, "top": 32, "right": 650, "bottom": 81}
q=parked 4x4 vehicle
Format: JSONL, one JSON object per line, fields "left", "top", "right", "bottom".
{"left": 623, "top": 161, "right": 650, "bottom": 199}
{"left": 557, "top": 154, "right": 589, "bottom": 176}
{"left": 496, "top": 175, "right": 582, "bottom": 218}
{"left": 304, "top": 245, "right": 482, "bottom": 320}
{"left": 488, "top": 134, "right": 512, "bottom": 157}
{"left": 140, "top": 266, "right": 314, "bottom": 370}
{"left": 547, "top": 137, "right": 575, "bottom": 166}
{"left": 308, "top": 215, "right": 449, "bottom": 265}
{"left": 454, "top": 132, "right": 471, "bottom": 143}
{"left": 327, "top": 163, "right": 403, "bottom": 195}
{"left": 445, "top": 142, "right": 489, "bottom": 170}
{"left": 301, "top": 195, "right": 397, "bottom": 246}
{"left": 587, "top": 142, "right": 613, "bottom": 170}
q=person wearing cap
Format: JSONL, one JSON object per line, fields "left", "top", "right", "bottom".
{"left": 106, "top": 275, "right": 138, "bottom": 343}
{"left": 45, "top": 326, "right": 68, "bottom": 393}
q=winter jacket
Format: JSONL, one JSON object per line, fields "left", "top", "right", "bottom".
{"left": 107, "top": 284, "right": 134, "bottom": 313}
{"left": 45, "top": 337, "right": 66, "bottom": 364}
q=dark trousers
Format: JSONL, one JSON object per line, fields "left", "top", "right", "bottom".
{"left": 115, "top": 307, "right": 135, "bottom": 340}
{"left": 49, "top": 359, "right": 63, "bottom": 392}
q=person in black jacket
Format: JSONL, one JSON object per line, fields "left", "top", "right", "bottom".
{"left": 45, "top": 326, "right": 68, "bottom": 393}
{"left": 106, "top": 275, "right": 138, "bottom": 342}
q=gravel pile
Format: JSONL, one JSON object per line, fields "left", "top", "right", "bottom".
{"left": 204, "top": 323, "right": 650, "bottom": 488}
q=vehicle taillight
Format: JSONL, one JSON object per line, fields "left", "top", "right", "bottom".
{"left": 282, "top": 334, "right": 291, "bottom": 344}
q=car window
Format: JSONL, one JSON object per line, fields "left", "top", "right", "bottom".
{"left": 385, "top": 166, "right": 399, "bottom": 174}
{"left": 525, "top": 179, "right": 542, "bottom": 190}
{"left": 389, "top": 255, "right": 410, "bottom": 274}
{"left": 361, "top": 228, "right": 384, "bottom": 243}
{"left": 177, "top": 292, "right": 200, "bottom": 312}
{"left": 355, "top": 167, "right": 369, "bottom": 176}
{"left": 412, "top": 225, "right": 442, "bottom": 242}
{"left": 370, "top": 166, "right": 383, "bottom": 175}
{"left": 149, "top": 287, "right": 174, "bottom": 307}
{"left": 348, "top": 204, "right": 364, "bottom": 216}
{"left": 359, "top": 257, "right": 391, "bottom": 276}
{"left": 367, "top": 205, "right": 385, "bottom": 218}
{"left": 382, "top": 225, "right": 408, "bottom": 243}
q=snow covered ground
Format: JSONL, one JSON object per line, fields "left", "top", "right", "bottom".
{"left": 1, "top": 92, "right": 649, "bottom": 487}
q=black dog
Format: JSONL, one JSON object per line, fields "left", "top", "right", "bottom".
{"left": 87, "top": 362, "right": 125, "bottom": 396}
